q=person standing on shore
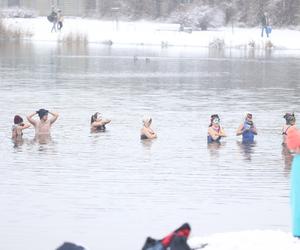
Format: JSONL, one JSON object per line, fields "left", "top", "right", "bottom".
{"left": 57, "top": 9, "right": 64, "bottom": 31}
{"left": 27, "top": 109, "right": 59, "bottom": 135}
{"left": 261, "top": 12, "right": 270, "bottom": 38}
{"left": 50, "top": 7, "right": 58, "bottom": 32}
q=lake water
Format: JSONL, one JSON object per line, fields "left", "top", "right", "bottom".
{"left": 0, "top": 42, "right": 299, "bottom": 250}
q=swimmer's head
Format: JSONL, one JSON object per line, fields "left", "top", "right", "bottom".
{"left": 246, "top": 113, "right": 252, "bottom": 119}
{"left": 91, "top": 112, "right": 102, "bottom": 124}
{"left": 210, "top": 114, "right": 220, "bottom": 126}
{"left": 143, "top": 117, "right": 152, "bottom": 127}
{"left": 212, "top": 118, "right": 220, "bottom": 124}
{"left": 245, "top": 113, "right": 253, "bottom": 123}
{"left": 36, "top": 109, "right": 48, "bottom": 121}
{"left": 284, "top": 113, "right": 295, "bottom": 125}
{"left": 14, "top": 115, "right": 24, "bottom": 125}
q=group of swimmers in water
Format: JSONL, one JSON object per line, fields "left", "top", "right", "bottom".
{"left": 206, "top": 113, "right": 258, "bottom": 144}
{"left": 11, "top": 109, "right": 157, "bottom": 141}
{"left": 11, "top": 108, "right": 296, "bottom": 145}
{"left": 12, "top": 109, "right": 58, "bottom": 139}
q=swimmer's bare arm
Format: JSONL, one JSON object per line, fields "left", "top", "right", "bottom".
{"left": 49, "top": 111, "right": 59, "bottom": 124}
{"left": 208, "top": 127, "right": 226, "bottom": 139}
{"left": 219, "top": 127, "right": 226, "bottom": 137}
{"left": 101, "top": 119, "right": 111, "bottom": 125}
{"left": 92, "top": 119, "right": 111, "bottom": 127}
{"left": 208, "top": 127, "right": 220, "bottom": 140}
{"left": 16, "top": 123, "right": 31, "bottom": 136}
{"left": 236, "top": 124, "right": 244, "bottom": 136}
{"left": 251, "top": 125, "right": 257, "bottom": 135}
{"left": 142, "top": 127, "right": 157, "bottom": 139}
{"left": 27, "top": 112, "right": 37, "bottom": 126}
{"left": 21, "top": 123, "right": 31, "bottom": 130}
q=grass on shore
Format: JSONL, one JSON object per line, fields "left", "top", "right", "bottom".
{"left": 62, "top": 32, "right": 88, "bottom": 47}
{"left": 0, "top": 18, "right": 32, "bottom": 40}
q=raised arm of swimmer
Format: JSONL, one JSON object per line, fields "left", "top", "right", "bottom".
{"left": 140, "top": 117, "right": 157, "bottom": 140}
{"left": 141, "top": 126, "right": 157, "bottom": 139}
{"left": 236, "top": 124, "right": 244, "bottom": 136}
{"left": 91, "top": 118, "right": 111, "bottom": 128}
{"left": 27, "top": 112, "right": 38, "bottom": 125}
{"left": 49, "top": 111, "right": 59, "bottom": 124}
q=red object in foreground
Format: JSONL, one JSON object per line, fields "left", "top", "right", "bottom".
{"left": 161, "top": 223, "right": 191, "bottom": 247}
{"left": 286, "top": 126, "right": 300, "bottom": 150}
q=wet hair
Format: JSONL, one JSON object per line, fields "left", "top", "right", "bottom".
{"left": 143, "top": 117, "right": 152, "bottom": 126}
{"left": 209, "top": 114, "right": 220, "bottom": 127}
{"left": 284, "top": 113, "right": 295, "bottom": 125}
{"left": 36, "top": 109, "right": 49, "bottom": 119}
{"left": 91, "top": 112, "right": 101, "bottom": 124}
{"left": 91, "top": 113, "right": 96, "bottom": 124}
{"left": 14, "top": 115, "right": 23, "bottom": 125}
{"left": 246, "top": 113, "right": 252, "bottom": 119}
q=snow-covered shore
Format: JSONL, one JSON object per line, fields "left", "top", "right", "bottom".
{"left": 189, "top": 230, "right": 300, "bottom": 250}
{"left": 2, "top": 17, "right": 300, "bottom": 50}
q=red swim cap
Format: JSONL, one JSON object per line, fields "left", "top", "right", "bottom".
{"left": 286, "top": 126, "right": 300, "bottom": 150}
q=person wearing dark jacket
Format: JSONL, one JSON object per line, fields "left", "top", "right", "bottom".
{"left": 50, "top": 7, "right": 58, "bottom": 32}
{"left": 261, "top": 12, "right": 270, "bottom": 37}
{"left": 142, "top": 223, "right": 208, "bottom": 250}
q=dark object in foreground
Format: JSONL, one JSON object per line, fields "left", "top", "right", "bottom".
{"left": 56, "top": 242, "right": 85, "bottom": 250}
{"left": 141, "top": 223, "right": 208, "bottom": 250}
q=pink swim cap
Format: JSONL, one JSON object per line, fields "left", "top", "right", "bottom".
{"left": 286, "top": 126, "right": 300, "bottom": 150}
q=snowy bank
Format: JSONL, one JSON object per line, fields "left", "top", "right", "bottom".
{"left": 2, "top": 17, "right": 300, "bottom": 50}
{"left": 189, "top": 230, "right": 300, "bottom": 250}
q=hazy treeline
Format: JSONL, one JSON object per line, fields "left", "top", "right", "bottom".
{"left": 86, "top": 0, "right": 300, "bottom": 26}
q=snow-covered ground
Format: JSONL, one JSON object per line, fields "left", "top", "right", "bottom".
{"left": 189, "top": 230, "right": 300, "bottom": 250}
{"left": 2, "top": 17, "right": 300, "bottom": 50}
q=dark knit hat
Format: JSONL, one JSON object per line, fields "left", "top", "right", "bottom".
{"left": 36, "top": 109, "right": 49, "bottom": 119}
{"left": 14, "top": 115, "right": 23, "bottom": 125}
{"left": 284, "top": 113, "right": 295, "bottom": 125}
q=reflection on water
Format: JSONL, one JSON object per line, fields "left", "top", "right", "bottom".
{"left": 0, "top": 42, "right": 299, "bottom": 250}
{"left": 12, "top": 136, "right": 24, "bottom": 148}
{"left": 140, "top": 138, "right": 154, "bottom": 150}
{"left": 282, "top": 145, "right": 294, "bottom": 173}
{"left": 207, "top": 142, "right": 223, "bottom": 158}
{"left": 237, "top": 141, "right": 256, "bottom": 161}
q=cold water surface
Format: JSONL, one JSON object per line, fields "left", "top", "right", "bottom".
{"left": 0, "top": 43, "right": 300, "bottom": 250}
